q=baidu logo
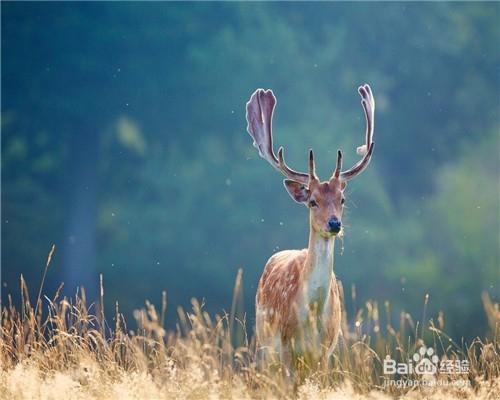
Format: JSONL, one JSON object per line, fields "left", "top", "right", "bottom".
{"left": 383, "top": 345, "right": 470, "bottom": 388}
{"left": 383, "top": 345, "right": 469, "bottom": 376}
{"left": 413, "top": 346, "right": 439, "bottom": 375}
{"left": 384, "top": 346, "right": 439, "bottom": 375}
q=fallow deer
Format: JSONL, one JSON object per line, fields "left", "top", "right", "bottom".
{"left": 246, "top": 84, "right": 375, "bottom": 372}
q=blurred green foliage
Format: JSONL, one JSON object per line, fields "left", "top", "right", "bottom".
{"left": 1, "top": 2, "right": 498, "bottom": 339}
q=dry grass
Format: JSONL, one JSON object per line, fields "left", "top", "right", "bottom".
{"left": 0, "top": 260, "right": 499, "bottom": 399}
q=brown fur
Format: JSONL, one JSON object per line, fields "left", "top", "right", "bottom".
{"left": 256, "top": 249, "right": 305, "bottom": 341}
{"left": 256, "top": 247, "right": 342, "bottom": 348}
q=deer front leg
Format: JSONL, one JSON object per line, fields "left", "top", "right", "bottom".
{"left": 280, "top": 337, "right": 294, "bottom": 380}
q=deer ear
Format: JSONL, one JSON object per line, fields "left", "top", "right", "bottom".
{"left": 283, "top": 179, "right": 310, "bottom": 204}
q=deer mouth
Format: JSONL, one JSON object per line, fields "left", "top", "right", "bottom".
{"left": 318, "top": 230, "right": 339, "bottom": 239}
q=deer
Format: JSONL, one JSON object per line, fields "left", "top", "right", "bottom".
{"left": 245, "top": 84, "right": 375, "bottom": 374}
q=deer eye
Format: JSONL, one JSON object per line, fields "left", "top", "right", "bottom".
{"left": 308, "top": 199, "right": 318, "bottom": 208}
{"left": 341, "top": 197, "right": 345, "bottom": 205}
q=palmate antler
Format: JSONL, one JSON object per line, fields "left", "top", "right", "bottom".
{"left": 246, "top": 84, "right": 375, "bottom": 184}
{"left": 245, "top": 89, "right": 314, "bottom": 185}
{"left": 338, "top": 84, "right": 375, "bottom": 181}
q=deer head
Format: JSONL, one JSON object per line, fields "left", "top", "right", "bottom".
{"left": 246, "top": 84, "right": 375, "bottom": 238}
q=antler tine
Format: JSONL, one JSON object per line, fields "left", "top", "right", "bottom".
{"left": 333, "top": 150, "right": 342, "bottom": 178}
{"left": 308, "top": 149, "right": 317, "bottom": 181}
{"left": 277, "top": 147, "right": 312, "bottom": 184}
{"left": 246, "top": 89, "right": 309, "bottom": 185}
{"left": 340, "top": 84, "right": 375, "bottom": 181}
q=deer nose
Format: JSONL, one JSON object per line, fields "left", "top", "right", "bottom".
{"left": 327, "top": 217, "right": 341, "bottom": 233}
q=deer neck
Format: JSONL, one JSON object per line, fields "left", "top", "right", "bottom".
{"left": 303, "top": 218, "right": 335, "bottom": 306}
